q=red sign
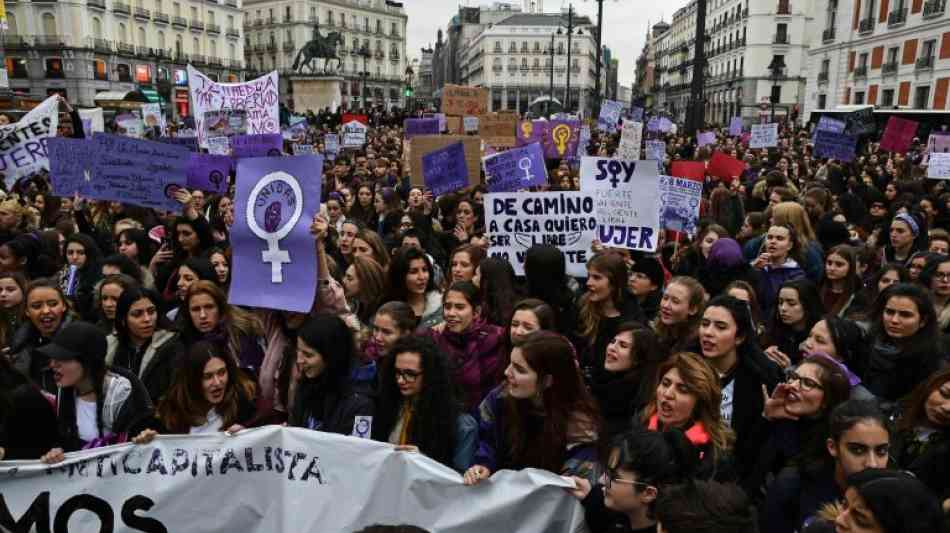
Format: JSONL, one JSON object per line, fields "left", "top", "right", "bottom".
{"left": 670, "top": 161, "right": 706, "bottom": 182}
{"left": 880, "top": 116, "right": 919, "bottom": 153}
{"left": 342, "top": 113, "right": 368, "bottom": 126}
{"left": 707, "top": 151, "right": 746, "bottom": 183}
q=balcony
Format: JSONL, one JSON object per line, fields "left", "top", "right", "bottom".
{"left": 858, "top": 17, "right": 874, "bottom": 34}
{"left": 887, "top": 8, "right": 907, "bottom": 26}
{"left": 192, "top": 54, "right": 206, "bottom": 65}
{"left": 854, "top": 65, "right": 868, "bottom": 78}
{"left": 34, "top": 34, "right": 68, "bottom": 48}
{"left": 172, "top": 16, "right": 187, "bottom": 27}
{"left": 92, "top": 37, "right": 112, "bottom": 53}
{"left": 818, "top": 71, "right": 829, "bottom": 83}
{"left": 773, "top": 33, "right": 789, "bottom": 44}
{"left": 112, "top": 1, "right": 130, "bottom": 14}
{"left": 266, "top": 42, "right": 277, "bottom": 52}
{"left": 923, "top": 0, "right": 946, "bottom": 17}
{"left": 777, "top": 0, "right": 791, "bottom": 14}
{"left": 822, "top": 27, "right": 835, "bottom": 43}
{"left": 135, "top": 45, "right": 150, "bottom": 56}
{"left": 916, "top": 55, "right": 935, "bottom": 70}
{"left": 175, "top": 52, "right": 190, "bottom": 63}
{"left": 190, "top": 20, "right": 204, "bottom": 30}
{"left": 209, "top": 57, "right": 223, "bottom": 66}
{"left": 117, "top": 42, "right": 135, "bottom": 55}
{"left": 283, "top": 14, "right": 292, "bottom": 22}
{"left": 227, "top": 27, "right": 239, "bottom": 37}
{"left": 154, "top": 12, "right": 168, "bottom": 23}
{"left": 154, "top": 48, "right": 169, "bottom": 58}
{"left": 253, "top": 18, "right": 262, "bottom": 26}
{"left": 882, "top": 62, "right": 898, "bottom": 75}
{"left": 374, "top": 50, "right": 384, "bottom": 59}
{"left": 283, "top": 41, "right": 295, "bottom": 51}
{"left": 225, "top": 0, "right": 237, "bottom": 7}
{"left": 266, "top": 16, "right": 275, "bottom": 24}
{"left": 207, "top": 23, "right": 220, "bottom": 34}
{"left": 87, "top": 0, "right": 105, "bottom": 9}
{"left": 230, "top": 59, "right": 243, "bottom": 69}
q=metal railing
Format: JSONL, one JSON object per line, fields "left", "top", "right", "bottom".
{"left": 35, "top": 34, "right": 68, "bottom": 47}
{"left": 172, "top": 16, "right": 187, "bottom": 26}
{"left": 859, "top": 17, "right": 874, "bottom": 34}
{"left": 207, "top": 23, "right": 221, "bottom": 33}
{"left": 923, "top": 0, "right": 946, "bottom": 17}
{"left": 134, "top": 6, "right": 149, "bottom": 18}
{"left": 117, "top": 42, "right": 135, "bottom": 54}
{"left": 916, "top": 55, "right": 935, "bottom": 69}
{"left": 191, "top": 19, "right": 204, "bottom": 30}
{"left": 822, "top": 27, "right": 835, "bottom": 42}
{"left": 887, "top": 8, "right": 907, "bottom": 26}
{"left": 87, "top": 0, "right": 106, "bottom": 9}
{"left": 854, "top": 65, "right": 868, "bottom": 77}
{"left": 154, "top": 12, "right": 169, "bottom": 23}
{"left": 113, "top": 2, "right": 130, "bottom": 14}
{"left": 882, "top": 62, "right": 898, "bottom": 74}
{"left": 225, "top": 0, "right": 237, "bottom": 7}
{"left": 226, "top": 27, "right": 239, "bottom": 37}
{"left": 93, "top": 37, "right": 113, "bottom": 52}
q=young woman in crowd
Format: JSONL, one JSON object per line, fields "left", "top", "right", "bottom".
{"left": 628, "top": 256, "right": 664, "bottom": 323}
{"left": 288, "top": 314, "right": 374, "bottom": 435}
{"left": 918, "top": 254, "right": 950, "bottom": 332}
{"left": 181, "top": 281, "right": 266, "bottom": 377}
{"left": 882, "top": 212, "right": 928, "bottom": 265}
{"left": 818, "top": 244, "right": 866, "bottom": 317}
{"left": 151, "top": 213, "right": 214, "bottom": 296}
{"left": 745, "top": 202, "right": 824, "bottom": 282}
{"left": 10, "top": 279, "right": 73, "bottom": 393}
{"left": 116, "top": 227, "right": 155, "bottom": 288}
{"left": 464, "top": 331, "right": 602, "bottom": 486}
{"left": 348, "top": 183, "right": 377, "bottom": 228}
{"left": 106, "top": 286, "right": 184, "bottom": 403}
{"left": 892, "top": 368, "right": 950, "bottom": 502}
{"left": 853, "top": 263, "right": 910, "bottom": 318}
{"left": 762, "top": 279, "right": 824, "bottom": 369}
{"left": 798, "top": 316, "right": 873, "bottom": 399}
{"left": 343, "top": 255, "right": 388, "bottom": 327}
{"left": 724, "top": 280, "right": 766, "bottom": 335}
{"left": 752, "top": 224, "right": 807, "bottom": 316}
{"left": 698, "top": 238, "right": 759, "bottom": 299}
{"left": 508, "top": 298, "right": 557, "bottom": 347}
{"left": 95, "top": 273, "right": 138, "bottom": 333}
{"left": 386, "top": 247, "right": 442, "bottom": 329}
{"left": 352, "top": 228, "right": 391, "bottom": 271}
{"left": 473, "top": 257, "right": 519, "bottom": 329}
{"left": 372, "top": 336, "right": 476, "bottom": 472}
{"left": 58, "top": 233, "right": 103, "bottom": 320}
{"left": 905, "top": 251, "right": 935, "bottom": 283}
{"left": 208, "top": 247, "right": 230, "bottom": 289}
{"left": 654, "top": 276, "right": 706, "bottom": 355}
{"left": 132, "top": 340, "right": 257, "bottom": 440}
{"left": 101, "top": 254, "right": 145, "bottom": 286}
{"left": 671, "top": 224, "right": 728, "bottom": 279}
{"left": 654, "top": 480, "right": 756, "bottom": 533}
{"left": 448, "top": 244, "right": 485, "bottom": 286}
{"left": 361, "top": 301, "right": 418, "bottom": 362}
{"left": 425, "top": 281, "right": 504, "bottom": 411}
{"left": 590, "top": 322, "right": 666, "bottom": 439}
{"left": 167, "top": 256, "right": 217, "bottom": 320}
{"left": 0, "top": 272, "right": 27, "bottom": 348}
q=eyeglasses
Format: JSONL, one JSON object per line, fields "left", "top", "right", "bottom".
{"left": 785, "top": 369, "right": 823, "bottom": 392}
{"left": 394, "top": 369, "right": 423, "bottom": 383}
{"left": 605, "top": 467, "right": 655, "bottom": 491}
{"left": 934, "top": 272, "right": 950, "bottom": 281}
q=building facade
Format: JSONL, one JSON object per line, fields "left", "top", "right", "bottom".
{"left": 458, "top": 11, "right": 599, "bottom": 115}
{"left": 3, "top": 0, "right": 245, "bottom": 115}
{"left": 242, "top": 0, "right": 407, "bottom": 110}
{"left": 803, "top": 0, "right": 950, "bottom": 119}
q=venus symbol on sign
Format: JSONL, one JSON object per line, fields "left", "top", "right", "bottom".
{"left": 246, "top": 171, "right": 304, "bottom": 283}
{"left": 518, "top": 157, "right": 534, "bottom": 182}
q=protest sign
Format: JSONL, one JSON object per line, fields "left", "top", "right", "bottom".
{"left": 341, "top": 120, "right": 367, "bottom": 148}
{"left": 78, "top": 107, "right": 104, "bottom": 137}
{"left": 232, "top": 134, "right": 283, "bottom": 158}
{"left": 645, "top": 140, "right": 666, "bottom": 162}
{"left": 441, "top": 85, "right": 489, "bottom": 116}
{"left": 630, "top": 106, "right": 645, "bottom": 122}
{"left": 324, "top": 133, "right": 339, "bottom": 155}
{"left": 707, "top": 151, "right": 745, "bottom": 182}
{"left": 0, "top": 426, "right": 585, "bottom": 533}
{"left": 486, "top": 191, "right": 596, "bottom": 277}
{"left": 188, "top": 66, "right": 279, "bottom": 148}
{"left": 141, "top": 103, "right": 165, "bottom": 134}
{"left": 292, "top": 144, "right": 314, "bottom": 155}
{"left": 617, "top": 121, "right": 643, "bottom": 160}
{"left": 409, "top": 135, "right": 481, "bottom": 187}
{"left": 817, "top": 116, "right": 847, "bottom": 134}
{"left": 516, "top": 120, "right": 545, "bottom": 147}
{"left": 463, "top": 116, "right": 479, "bottom": 133}
{"left": 0, "top": 95, "right": 59, "bottom": 187}
{"left": 115, "top": 112, "right": 144, "bottom": 138}
{"left": 697, "top": 131, "right": 717, "bottom": 147}
{"left": 203, "top": 109, "right": 248, "bottom": 139}
{"left": 187, "top": 154, "right": 231, "bottom": 194}
{"left": 445, "top": 116, "right": 463, "bottom": 135}
{"left": 542, "top": 120, "right": 580, "bottom": 159}
{"left": 671, "top": 161, "right": 706, "bottom": 181}
{"left": 659, "top": 117, "right": 673, "bottom": 133}
{"left": 928, "top": 153, "right": 950, "bottom": 179}
{"left": 157, "top": 136, "right": 199, "bottom": 152}
{"left": 646, "top": 117, "right": 661, "bottom": 132}
{"left": 88, "top": 133, "right": 188, "bottom": 212}
{"left": 598, "top": 100, "right": 623, "bottom": 132}
{"left": 659, "top": 175, "right": 703, "bottom": 236}
{"left": 577, "top": 125, "right": 592, "bottom": 159}
{"left": 880, "top": 116, "right": 918, "bottom": 153}
{"left": 404, "top": 118, "right": 440, "bottom": 139}
{"left": 435, "top": 113, "right": 447, "bottom": 132}
{"left": 341, "top": 113, "right": 368, "bottom": 126}
{"left": 483, "top": 142, "right": 547, "bottom": 193}
{"left": 923, "top": 133, "right": 950, "bottom": 164}
{"left": 231, "top": 156, "right": 321, "bottom": 312}
{"left": 422, "top": 141, "right": 468, "bottom": 196}
{"left": 729, "top": 116, "right": 743, "bottom": 136}
{"left": 580, "top": 157, "right": 661, "bottom": 252}
{"left": 47, "top": 137, "right": 97, "bottom": 197}
{"left": 479, "top": 112, "right": 518, "bottom": 147}
{"left": 814, "top": 129, "right": 858, "bottom": 162}
{"left": 844, "top": 107, "right": 875, "bottom": 137}
{"left": 750, "top": 123, "right": 778, "bottom": 148}
{"left": 208, "top": 136, "right": 231, "bottom": 156}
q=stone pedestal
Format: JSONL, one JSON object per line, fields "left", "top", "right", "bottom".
{"left": 290, "top": 76, "right": 343, "bottom": 114}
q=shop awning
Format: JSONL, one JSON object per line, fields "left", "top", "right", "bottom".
{"left": 93, "top": 90, "right": 148, "bottom": 103}
{"left": 140, "top": 88, "right": 162, "bottom": 103}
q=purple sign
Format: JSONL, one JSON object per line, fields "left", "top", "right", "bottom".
{"left": 516, "top": 120, "right": 546, "bottom": 147}
{"left": 814, "top": 129, "right": 858, "bottom": 162}
{"left": 659, "top": 118, "right": 673, "bottom": 133}
{"left": 422, "top": 141, "right": 468, "bottom": 196}
{"left": 230, "top": 156, "right": 322, "bottom": 313}
{"left": 542, "top": 120, "right": 580, "bottom": 160}
{"left": 630, "top": 107, "right": 644, "bottom": 122}
{"left": 647, "top": 117, "right": 661, "bottom": 132}
{"left": 404, "top": 118, "right": 440, "bottom": 139}
{"left": 817, "top": 116, "right": 847, "bottom": 134}
{"left": 645, "top": 140, "right": 666, "bottom": 162}
{"left": 697, "top": 131, "right": 716, "bottom": 147}
{"left": 47, "top": 138, "right": 98, "bottom": 198}
{"left": 729, "top": 117, "right": 743, "bottom": 136}
{"left": 483, "top": 142, "right": 548, "bottom": 193}
{"left": 187, "top": 154, "right": 231, "bottom": 194}
{"left": 90, "top": 133, "right": 188, "bottom": 212}
{"left": 157, "top": 136, "right": 199, "bottom": 152}
{"left": 232, "top": 134, "right": 284, "bottom": 158}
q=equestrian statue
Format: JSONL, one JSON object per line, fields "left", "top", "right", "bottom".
{"left": 292, "top": 23, "right": 344, "bottom": 74}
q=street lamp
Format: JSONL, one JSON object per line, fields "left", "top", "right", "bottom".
{"left": 548, "top": 31, "right": 558, "bottom": 117}
{"left": 358, "top": 44, "right": 371, "bottom": 112}
{"left": 767, "top": 55, "right": 785, "bottom": 123}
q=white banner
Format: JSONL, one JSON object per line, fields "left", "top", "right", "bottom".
{"left": 188, "top": 66, "right": 279, "bottom": 149}
{"left": 78, "top": 108, "right": 105, "bottom": 136}
{"left": 617, "top": 121, "right": 642, "bottom": 160}
{"left": 486, "top": 191, "right": 596, "bottom": 277}
{"left": 580, "top": 156, "right": 660, "bottom": 252}
{"left": 0, "top": 95, "right": 60, "bottom": 188}
{"left": 0, "top": 426, "right": 587, "bottom": 532}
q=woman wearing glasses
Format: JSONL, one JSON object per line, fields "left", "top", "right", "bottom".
{"left": 372, "top": 336, "right": 476, "bottom": 472}
{"left": 918, "top": 255, "right": 950, "bottom": 333}
{"left": 566, "top": 428, "right": 699, "bottom": 533}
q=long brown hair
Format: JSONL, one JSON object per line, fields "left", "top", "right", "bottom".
{"left": 347, "top": 255, "right": 387, "bottom": 323}
{"left": 184, "top": 281, "right": 264, "bottom": 361}
{"left": 504, "top": 331, "right": 603, "bottom": 472}
{"left": 641, "top": 352, "right": 734, "bottom": 460}
{"left": 578, "top": 252, "right": 628, "bottom": 338}
{"left": 897, "top": 368, "right": 950, "bottom": 432}
{"left": 158, "top": 341, "right": 256, "bottom": 433}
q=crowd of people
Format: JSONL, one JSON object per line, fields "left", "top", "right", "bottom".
{"left": 1, "top": 101, "right": 950, "bottom": 533}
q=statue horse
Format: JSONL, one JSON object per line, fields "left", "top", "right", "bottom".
{"left": 292, "top": 31, "right": 344, "bottom": 74}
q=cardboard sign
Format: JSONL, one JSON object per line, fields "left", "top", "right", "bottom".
{"left": 88, "top": 133, "right": 189, "bottom": 212}
{"left": 341, "top": 120, "right": 367, "bottom": 148}
{"left": 208, "top": 136, "right": 231, "bottom": 155}
{"left": 157, "top": 136, "right": 199, "bottom": 152}
{"left": 814, "top": 130, "right": 857, "bottom": 162}
{"left": 671, "top": 161, "right": 706, "bottom": 181}
{"left": 617, "top": 121, "right": 643, "bottom": 160}
{"left": 0, "top": 95, "right": 59, "bottom": 187}
{"left": 188, "top": 66, "right": 279, "bottom": 149}
{"left": 404, "top": 118, "right": 440, "bottom": 139}
{"left": 232, "top": 134, "right": 283, "bottom": 158}
{"left": 645, "top": 141, "right": 666, "bottom": 162}
{"left": 47, "top": 137, "right": 97, "bottom": 198}
{"left": 187, "top": 153, "right": 231, "bottom": 194}
{"left": 441, "top": 85, "right": 489, "bottom": 116}
{"left": 659, "top": 175, "right": 703, "bottom": 236}
{"left": 816, "top": 116, "right": 847, "bottom": 134}
{"left": 445, "top": 116, "right": 463, "bottom": 135}
{"left": 479, "top": 113, "right": 518, "bottom": 147}
{"left": 923, "top": 133, "right": 950, "bottom": 164}
{"left": 728, "top": 117, "right": 743, "bottom": 136}
{"left": 409, "top": 135, "right": 481, "bottom": 187}
{"left": 292, "top": 144, "right": 314, "bottom": 155}
{"left": 697, "top": 131, "right": 717, "bottom": 147}
{"left": 844, "top": 107, "right": 875, "bottom": 137}
{"left": 598, "top": 100, "right": 623, "bottom": 133}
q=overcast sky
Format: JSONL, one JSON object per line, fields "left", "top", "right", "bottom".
{"left": 403, "top": 0, "right": 673, "bottom": 88}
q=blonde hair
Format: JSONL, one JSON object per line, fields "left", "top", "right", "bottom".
{"left": 771, "top": 202, "right": 816, "bottom": 244}
{"left": 653, "top": 276, "right": 707, "bottom": 352}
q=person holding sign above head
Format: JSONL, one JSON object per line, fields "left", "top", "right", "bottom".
{"left": 463, "top": 331, "right": 602, "bottom": 487}
{"left": 132, "top": 340, "right": 257, "bottom": 443}
{"left": 149, "top": 190, "right": 215, "bottom": 306}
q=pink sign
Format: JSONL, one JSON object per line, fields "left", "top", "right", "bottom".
{"left": 880, "top": 116, "right": 919, "bottom": 153}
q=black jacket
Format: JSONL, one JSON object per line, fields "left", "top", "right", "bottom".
{"left": 728, "top": 347, "right": 782, "bottom": 493}
{"left": 289, "top": 377, "right": 375, "bottom": 436}
{"left": 580, "top": 485, "right": 657, "bottom": 533}
{"left": 10, "top": 317, "right": 73, "bottom": 395}
{"left": 581, "top": 290, "right": 646, "bottom": 383}
{"left": 861, "top": 338, "right": 944, "bottom": 405}
{"left": 107, "top": 329, "right": 184, "bottom": 403}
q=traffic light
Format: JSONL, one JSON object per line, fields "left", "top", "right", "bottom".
{"left": 404, "top": 86, "right": 413, "bottom": 97}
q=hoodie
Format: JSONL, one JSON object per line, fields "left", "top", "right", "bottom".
{"left": 755, "top": 258, "right": 806, "bottom": 316}
{"left": 425, "top": 319, "right": 505, "bottom": 412}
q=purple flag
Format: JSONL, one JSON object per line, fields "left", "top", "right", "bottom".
{"left": 814, "top": 130, "right": 858, "bottom": 162}
{"left": 422, "top": 141, "right": 468, "bottom": 196}
{"left": 659, "top": 118, "right": 673, "bottom": 133}
{"left": 47, "top": 137, "right": 98, "bottom": 198}
{"left": 187, "top": 154, "right": 232, "bottom": 194}
{"left": 647, "top": 117, "right": 661, "bottom": 132}
{"left": 516, "top": 120, "right": 545, "bottom": 147}
{"left": 729, "top": 117, "right": 743, "bottom": 136}
{"left": 404, "top": 118, "right": 440, "bottom": 139}
{"left": 90, "top": 133, "right": 188, "bottom": 212}
{"left": 232, "top": 134, "right": 284, "bottom": 158}
{"left": 697, "top": 131, "right": 716, "bottom": 147}
{"left": 157, "top": 136, "right": 199, "bottom": 152}
{"left": 230, "top": 156, "right": 322, "bottom": 312}
{"left": 483, "top": 142, "right": 548, "bottom": 193}
{"left": 542, "top": 120, "right": 580, "bottom": 159}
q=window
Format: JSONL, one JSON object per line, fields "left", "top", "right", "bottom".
{"left": 5, "top": 57, "right": 27, "bottom": 78}
{"left": 882, "top": 88, "right": 895, "bottom": 106}
{"left": 285, "top": 6, "right": 290, "bottom": 20}
{"left": 208, "top": 11, "right": 215, "bottom": 24}
{"left": 770, "top": 84, "right": 782, "bottom": 103}
{"left": 854, "top": 91, "right": 865, "bottom": 104}
{"left": 923, "top": 40, "right": 936, "bottom": 59}
{"left": 94, "top": 59, "right": 107, "bottom": 80}
{"left": 775, "top": 23, "right": 788, "bottom": 43}
{"left": 327, "top": 10, "right": 333, "bottom": 24}
{"left": 118, "top": 23, "right": 128, "bottom": 43}
{"left": 533, "top": 41, "right": 540, "bottom": 52}
{"left": 509, "top": 41, "right": 516, "bottom": 52}
{"left": 193, "top": 37, "right": 199, "bottom": 53}
{"left": 173, "top": 2, "right": 180, "bottom": 16}
{"left": 190, "top": 6, "right": 196, "bottom": 19}
{"left": 886, "top": 47, "right": 898, "bottom": 64}
{"left": 376, "top": 19, "right": 381, "bottom": 33}
{"left": 521, "top": 41, "right": 528, "bottom": 52}
{"left": 859, "top": 52, "right": 869, "bottom": 68}
{"left": 116, "top": 64, "right": 132, "bottom": 82}
{"left": 42, "top": 13, "right": 57, "bottom": 35}
{"left": 229, "top": 43, "right": 235, "bottom": 59}
{"left": 494, "top": 41, "right": 502, "bottom": 52}
{"left": 138, "top": 27, "right": 147, "bottom": 46}
{"left": 157, "top": 31, "right": 165, "bottom": 48}
{"left": 818, "top": 94, "right": 827, "bottom": 109}
{"left": 92, "top": 17, "right": 102, "bottom": 38}
{"left": 914, "top": 85, "right": 930, "bottom": 108}
{"left": 391, "top": 22, "right": 397, "bottom": 35}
